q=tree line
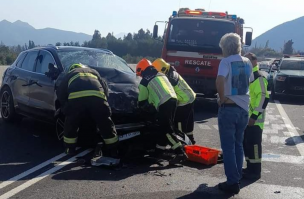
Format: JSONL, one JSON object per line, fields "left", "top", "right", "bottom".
{"left": 1, "top": 28, "right": 303, "bottom": 65}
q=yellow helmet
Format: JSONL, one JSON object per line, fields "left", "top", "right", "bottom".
{"left": 152, "top": 58, "right": 170, "bottom": 74}
{"left": 68, "top": 63, "right": 87, "bottom": 72}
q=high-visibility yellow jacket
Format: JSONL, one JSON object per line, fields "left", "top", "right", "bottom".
{"left": 167, "top": 69, "right": 196, "bottom": 106}
{"left": 138, "top": 66, "right": 177, "bottom": 110}
{"left": 249, "top": 65, "right": 270, "bottom": 129}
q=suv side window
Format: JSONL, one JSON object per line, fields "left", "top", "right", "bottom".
{"left": 16, "top": 52, "right": 28, "bottom": 68}
{"left": 35, "top": 50, "right": 56, "bottom": 74}
{"left": 21, "top": 51, "right": 39, "bottom": 72}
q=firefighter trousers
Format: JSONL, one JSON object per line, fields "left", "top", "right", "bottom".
{"left": 156, "top": 98, "right": 183, "bottom": 153}
{"left": 174, "top": 102, "right": 194, "bottom": 138}
{"left": 63, "top": 97, "right": 118, "bottom": 149}
{"left": 243, "top": 125, "right": 263, "bottom": 174}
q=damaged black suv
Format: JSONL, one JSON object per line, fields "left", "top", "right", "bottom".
{"left": 0, "top": 46, "right": 144, "bottom": 135}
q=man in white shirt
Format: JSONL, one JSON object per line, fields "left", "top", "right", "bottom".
{"left": 216, "top": 33, "right": 253, "bottom": 194}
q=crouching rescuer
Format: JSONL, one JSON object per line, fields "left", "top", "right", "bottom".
{"left": 152, "top": 58, "right": 196, "bottom": 144}
{"left": 56, "top": 63, "right": 120, "bottom": 165}
{"left": 136, "top": 58, "right": 188, "bottom": 164}
{"left": 243, "top": 53, "right": 270, "bottom": 179}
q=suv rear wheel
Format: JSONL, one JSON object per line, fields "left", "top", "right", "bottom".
{"left": 0, "top": 87, "right": 22, "bottom": 123}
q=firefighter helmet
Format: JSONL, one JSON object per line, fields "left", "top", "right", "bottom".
{"left": 136, "top": 58, "right": 152, "bottom": 76}
{"left": 152, "top": 58, "right": 170, "bottom": 74}
{"left": 68, "top": 63, "right": 87, "bottom": 72}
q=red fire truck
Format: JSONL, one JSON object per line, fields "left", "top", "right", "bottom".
{"left": 153, "top": 8, "right": 253, "bottom": 98}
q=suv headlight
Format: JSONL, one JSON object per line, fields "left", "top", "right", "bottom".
{"left": 276, "top": 76, "right": 286, "bottom": 81}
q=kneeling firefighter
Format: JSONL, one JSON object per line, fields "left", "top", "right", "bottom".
{"left": 136, "top": 58, "right": 188, "bottom": 164}
{"left": 152, "top": 58, "right": 196, "bottom": 144}
{"left": 56, "top": 63, "right": 120, "bottom": 165}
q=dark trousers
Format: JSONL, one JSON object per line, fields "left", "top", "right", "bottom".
{"left": 243, "top": 125, "right": 263, "bottom": 174}
{"left": 174, "top": 103, "right": 194, "bottom": 136}
{"left": 157, "top": 98, "right": 183, "bottom": 152}
{"left": 64, "top": 97, "right": 118, "bottom": 149}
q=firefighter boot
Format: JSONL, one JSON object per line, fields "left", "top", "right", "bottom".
{"left": 91, "top": 144, "right": 120, "bottom": 167}
{"left": 188, "top": 135, "right": 196, "bottom": 145}
{"left": 169, "top": 147, "right": 188, "bottom": 165}
{"left": 65, "top": 147, "right": 76, "bottom": 155}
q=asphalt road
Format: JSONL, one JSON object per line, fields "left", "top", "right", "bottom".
{"left": 1, "top": 66, "right": 304, "bottom": 199}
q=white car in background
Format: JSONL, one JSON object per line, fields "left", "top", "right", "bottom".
{"left": 259, "top": 61, "right": 271, "bottom": 72}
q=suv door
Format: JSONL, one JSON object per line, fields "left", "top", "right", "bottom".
{"left": 10, "top": 50, "right": 39, "bottom": 113}
{"left": 28, "top": 50, "right": 58, "bottom": 121}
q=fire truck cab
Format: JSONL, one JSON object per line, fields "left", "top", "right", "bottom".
{"left": 153, "top": 8, "right": 253, "bottom": 98}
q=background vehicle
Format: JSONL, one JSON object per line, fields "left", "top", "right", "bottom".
{"left": 271, "top": 56, "right": 304, "bottom": 99}
{"left": 153, "top": 8, "right": 253, "bottom": 98}
{"left": 0, "top": 46, "right": 144, "bottom": 134}
{"left": 259, "top": 61, "right": 271, "bottom": 72}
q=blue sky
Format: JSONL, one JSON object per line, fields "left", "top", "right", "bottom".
{"left": 1, "top": 0, "right": 303, "bottom": 39}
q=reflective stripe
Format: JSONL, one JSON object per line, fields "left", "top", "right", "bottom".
{"left": 186, "top": 132, "right": 194, "bottom": 135}
{"left": 254, "top": 77, "right": 267, "bottom": 113}
{"left": 254, "top": 144, "right": 259, "bottom": 160}
{"left": 156, "top": 144, "right": 167, "bottom": 150}
{"left": 104, "top": 135, "right": 118, "bottom": 145}
{"left": 178, "top": 122, "right": 182, "bottom": 132}
{"left": 177, "top": 78, "right": 196, "bottom": 106}
{"left": 149, "top": 77, "right": 176, "bottom": 108}
{"left": 64, "top": 136, "right": 77, "bottom": 144}
{"left": 256, "top": 112, "right": 265, "bottom": 123}
{"left": 68, "top": 73, "right": 98, "bottom": 87}
{"left": 166, "top": 133, "right": 182, "bottom": 150}
{"left": 247, "top": 159, "right": 262, "bottom": 163}
{"left": 149, "top": 79, "right": 163, "bottom": 102}
{"left": 68, "top": 90, "right": 106, "bottom": 100}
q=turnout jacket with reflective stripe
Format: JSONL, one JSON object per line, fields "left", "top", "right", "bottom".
{"left": 138, "top": 66, "right": 177, "bottom": 110}
{"left": 167, "top": 68, "right": 196, "bottom": 106}
{"left": 249, "top": 66, "right": 270, "bottom": 129}
{"left": 56, "top": 67, "right": 109, "bottom": 110}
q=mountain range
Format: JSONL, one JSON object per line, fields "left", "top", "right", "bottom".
{"left": 0, "top": 20, "right": 93, "bottom": 46}
{"left": 252, "top": 16, "right": 304, "bottom": 51}
{"left": 1, "top": 18, "right": 303, "bottom": 51}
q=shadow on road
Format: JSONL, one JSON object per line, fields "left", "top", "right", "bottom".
{"left": 0, "top": 118, "right": 62, "bottom": 181}
{"left": 285, "top": 135, "right": 304, "bottom": 146}
{"left": 272, "top": 95, "right": 304, "bottom": 106}
{"left": 51, "top": 152, "right": 218, "bottom": 182}
{"left": 177, "top": 178, "right": 260, "bottom": 199}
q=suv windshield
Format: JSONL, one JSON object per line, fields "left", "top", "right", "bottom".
{"left": 280, "top": 59, "right": 304, "bottom": 70}
{"left": 167, "top": 19, "right": 235, "bottom": 53}
{"left": 57, "top": 49, "right": 133, "bottom": 73}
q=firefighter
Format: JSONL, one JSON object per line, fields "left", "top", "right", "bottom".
{"left": 243, "top": 53, "right": 270, "bottom": 179}
{"left": 136, "top": 58, "right": 188, "bottom": 164}
{"left": 152, "top": 58, "right": 197, "bottom": 144}
{"left": 56, "top": 63, "right": 120, "bottom": 163}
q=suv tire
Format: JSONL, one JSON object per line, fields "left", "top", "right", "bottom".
{"left": 0, "top": 87, "right": 22, "bottom": 123}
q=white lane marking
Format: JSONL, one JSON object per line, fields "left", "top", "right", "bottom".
{"left": 262, "top": 153, "right": 304, "bottom": 164}
{"left": 0, "top": 147, "right": 81, "bottom": 190}
{"left": 0, "top": 154, "right": 64, "bottom": 190}
{"left": 275, "top": 100, "right": 304, "bottom": 156}
{"left": 0, "top": 149, "right": 92, "bottom": 199}
{"left": 263, "top": 129, "right": 279, "bottom": 134}
{"left": 271, "top": 124, "right": 284, "bottom": 130}
{"left": 198, "top": 124, "right": 211, "bottom": 130}
{"left": 212, "top": 125, "right": 218, "bottom": 130}
{"left": 0, "top": 163, "right": 28, "bottom": 166}
{"left": 268, "top": 136, "right": 289, "bottom": 144}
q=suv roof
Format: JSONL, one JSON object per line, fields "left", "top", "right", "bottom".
{"left": 25, "top": 45, "right": 113, "bottom": 55}
{"left": 281, "top": 57, "right": 304, "bottom": 61}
